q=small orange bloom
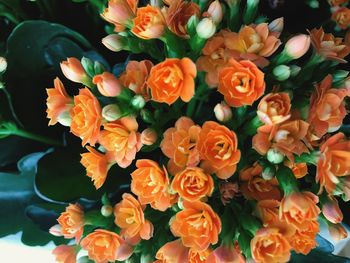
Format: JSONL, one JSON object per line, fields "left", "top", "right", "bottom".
{"left": 172, "top": 167, "right": 214, "bottom": 201}
{"left": 284, "top": 160, "right": 308, "bottom": 179}
{"left": 188, "top": 248, "right": 212, "bottom": 263}
{"left": 52, "top": 245, "right": 77, "bottom": 263}
{"left": 131, "top": 5, "right": 166, "bottom": 39}
{"left": 289, "top": 220, "right": 319, "bottom": 255}
{"left": 218, "top": 59, "right": 265, "bottom": 107}
{"left": 81, "top": 146, "right": 111, "bottom": 189}
{"left": 46, "top": 78, "right": 73, "bottom": 126}
{"left": 198, "top": 121, "right": 241, "bottom": 179}
{"left": 155, "top": 239, "right": 189, "bottom": 263}
{"left": 257, "top": 92, "right": 291, "bottom": 125}
{"left": 147, "top": 58, "right": 197, "bottom": 105}
{"left": 206, "top": 245, "right": 246, "bottom": 263}
{"left": 99, "top": 116, "right": 142, "bottom": 168}
{"left": 253, "top": 120, "right": 310, "bottom": 161}
{"left": 239, "top": 163, "right": 281, "bottom": 201}
{"left": 57, "top": 204, "right": 84, "bottom": 240}
{"left": 308, "top": 75, "right": 349, "bottom": 140}
{"left": 119, "top": 60, "right": 153, "bottom": 100}
{"left": 165, "top": 0, "right": 200, "bottom": 38}
{"left": 256, "top": 199, "right": 280, "bottom": 226}
{"left": 92, "top": 72, "right": 122, "bottom": 97}
{"left": 114, "top": 193, "right": 153, "bottom": 244}
{"left": 170, "top": 201, "right": 221, "bottom": 251}
{"left": 161, "top": 117, "right": 201, "bottom": 175}
{"left": 131, "top": 159, "right": 176, "bottom": 211}
{"left": 60, "top": 58, "right": 88, "bottom": 84}
{"left": 251, "top": 227, "right": 291, "bottom": 263}
{"left": 317, "top": 132, "right": 350, "bottom": 195}
{"left": 80, "top": 229, "right": 132, "bottom": 263}
{"left": 70, "top": 88, "right": 102, "bottom": 146}
{"left": 280, "top": 191, "right": 320, "bottom": 230}
{"left": 332, "top": 7, "right": 350, "bottom": 30}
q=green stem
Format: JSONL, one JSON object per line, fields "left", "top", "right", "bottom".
{"left": 1, "top": 88, "right": 24, "bottom": 127}
{"left": 13, "top": 128, "right": 62, "bottom": 146}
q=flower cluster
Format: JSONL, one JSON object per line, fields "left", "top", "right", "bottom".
{"left": 47, "top": 0, "right": 350, "bottom": 262}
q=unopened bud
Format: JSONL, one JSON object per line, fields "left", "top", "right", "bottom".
{"left": 131, "top": 95, "right": 146, "bottom": 109}
{"left": 0, "top": 57, "right": 7, "bottom": 73}
{"left": 207, "top": 0, "right": 223, "bottom": 24}
{"left": 262, "top": 165, "right": 276, "bottom": 180}
{"left": 329, "top": 223, "right": 348, "bottom": 241}
{"left": 332, "top": 70, "right": 349, "bottom": 83}
{"left": 49, "top": 224, "right": 63, "bottom": 237}
{"left": 186, "top": 15, "right": 199, "bottom": 36}
{"left": 57, "top": 111, "right": 72, "bottom": 127}
{"left": 268, "top": 17, "right": 284, "bottom": 34}
{"left": 93, "top": 72, "right": 122, "bottom": 97}
{"left": 60, "top": 57, "right": 89, "bottom": 84}
{"left": 214, "top": 102, "right": 232, "bottom": 122}
{"left": 196, "top": 18, "right": 216, "bottom": 39}
{"left": 322, "top": 197, "right": 343, "bottom": 224}
{"left": 102, "top": 34, "right": 127, "bottom": 52}
{"left": 267, "top": 149, "right": 284, "bottom": 164}
{"left": 273, "top": 65, "right": 291, "bottom": 81}
{"left": 290, "top": 65, "right": 301, "bottom": 77}
{"left": 101, "top": 205, "right": 113, "bottom": 217}
{"left": 102, "top": 104, "right": 122, "bottom": 121}
{"left": 285, "top": 34, "right": 311, "bottom": 59}
{"left": 141, "top": 128, "right": 157, "bottom": 145}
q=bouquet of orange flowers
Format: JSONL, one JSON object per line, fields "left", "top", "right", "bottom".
{"left": 46, "top": 0, "right": 350, "bottom": 262}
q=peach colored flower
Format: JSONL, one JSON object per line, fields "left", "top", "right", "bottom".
{"left": 60, "top": 57, "right": 88, "bottom": 84}
{"left": 309, "top": 27, "right": 350, "bottom": 63}
{"left": 147, "top": 58, "right": 197, "bottom": 105}
{"left": 171, "top": 167, "right": 214, "bottom": 201}
{"left": 57, "top": 204, "right": 84, "bottom": 240}
{"left": 280, "top": 191, "right": 320, "bottom": 230}
{"left": 332, "top": 7, "right": 350, "bottom": 30}
{"left": 257, "top": 92, "right": 291, "bottom": 125}
{"left": 322, "top": 196, "right": 343, "bottom": 224}
{"left": 52, "top": 245, "right": 77, "bottom": 263}
{"left": 284, "top": 160, "right": 308, "bottom": 179}
{"left": 308, "top": 75, "right": 349, "bottom": 140}
{"left": 131, "top": 159, "right": 176, "bottom": 211}
{"left": 206, "top": 245, "right": 246, "bottom": 263}
{"left": 289, "top": 220, "right": 319, "bottom": 255}
{"left": 80, "top": 229, "right": 132, "bottom": 263}
{"left": 239, "top": 163, "right": 281, "bottom": 201}
{"left": 165, "top": 0, "right": 200, "bottom": 38}
{"left": 284, "top": 34, "right": 311, "bottom": 59}
{"left": 114, "top": 193, "right": 153, "bottom": 244}
{"left": 251, "top": 227, "right": 291, "bottom": 263}
{"left": 99, "top": 116, "right": 142, "bottom": 168}
{"left": 155, "top": 239, "right": 189, "bottom": 263}
{"left": 188, "top": 248, "right": 212, "bottom": 263}
{"left": 252, "top": 120, "right": 310, "bottom": 162}
{"left": 170, "top": 201, "right": 221, "bottom": 251}
{"left": 80, "top": 146, "right": 111, "bottom": 189}
{"left": 198, "top": 121, "right": 241, "bottom": 179}
{"left": 218, "top": 59, "right": 265, "bottom": 107}
{"left": 219, "top": 182, "right": 239, "bottom": 205}
{"left": 256, "top": 199, "right": 280, "bottom": 226}
{"left": 101, "top": 0, "right": 137, "bottom": 32}
{"left": 131, "top": 5, "right": 166, "bottom": 39}
{"left": 329, "top": 223, "right": 348, "bottom": 241}
{"left": 70, "top": 88, "right": 102, "bottom": 146}
{"left": 317, "top": 132, "right": 350, "bottom": 195}
{"left": 92, "top": 72, "right": 122, "bottom": 97}
{"left": 46, "top": 78, "right": 73, "bottom": 126}
{"left": 140, "top": 128, "right": 157, "bottom": 145}
{"left": 119, "top": 60, "right": 153, "bottom": 100}
{"left": 161, "top": 117, "right": 201, "bottom": 174}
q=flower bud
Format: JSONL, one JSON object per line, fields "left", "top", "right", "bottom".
{"left": 141, "top": 254, "right": 153, "bottom": 263}
{"left": 214, "top": 102, "right": 232, "bottom": 122}
{"left": 131, "top": 95, "right": 146, "bottom": 109}
{"left": 102, "top": 34, "right": 128, "bottom": 52}
{"left": 0, "top": 82, "right": 5, "bottom": 89}
{"left": 207, "top": 0, "right": 223, "bottom": 24}
{"left": 273, "top": 65, "right": 291, "bottom": 81}
{"left": 140, "top": 109, "right": 155, "bottom": 124}
{"left": 262, "top": 165, "right": 276, "bottom": 180}
{"left": 285, "top": 34, "right": 311, "bottom": 59}
{"left": 101, "top": 205, "right": 113, "bottom": 217}
{"left": 322, "top": 197, "right": 343, "bottom": 224}
{"left": 60, "top": 57, "right": 88, "bottom": 83}
{"left": 49, "top": 224, "right": 63, "bottom": 237}
{"left": 186, "top": 15, "right": 199, "bottom": 36}
{"left": 332, "top": 70, "right": 349, "bottom": 83}
{"left": 57, "top": 111, "right": 72, "bottom": 127}
{"left": 196, "top": 18, "right": 216, "bottom": 39}
{"left": 268, "top": 17, "right": 284, "bottom": 34}
{"left": 102, "top": 104, "right": 122, "bottom": 121}
{"left": 0, "top": 57, "right": 7, "bottom": 73}
{"left": 141, "top": 128, "right": 157, "bottom": 145}
{"left": 267, "top": 149, "right": 284, "bottom": 164}
{"left": 93, "top": 72, "right": 122, "bottom": 97}
{"left": 329, "top": 223, "right": 348, "bottom": 241}
{"left": 290, "top": 65, "right": 301, "bottom": 77}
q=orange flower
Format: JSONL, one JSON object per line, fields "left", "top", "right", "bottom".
{"left": 198, "top": 121, "right": 241, "bottom": 179}
{"left": 52, "top": 245, "right": 77, "bottom": 263}
{"left": 251, "top": 227, "right": 291, "bottom": 263}
{"left": 252, "top": 120, "right": 310, "bottom": 161}
{"left": 131, "top": 159, "right": 176, "bottom": 211}
{"left": 289, "top": 220, "right": 319, "bottom": 255}
{"left": 332, "top": 7, "right": 350, "bottom": 30}
{"left": 70, "top": 88, "right": 102, "bottom": 146}
{"left": 218, "top": 59, "right": 265, "bottom": 107}
{"left": 165, "top": 0, "right": 200, "bottom": 38}
{"left": 80, "top": 146, "right": 111, "bottom": 189}
{"left": 257, "top": 92, "right": 291, "bottom": 125}
{"left": 99, "top": 116, "right": 142, "bottom": 168}
{"left": 188, "top": 248, "right": 212, "bottom": 263}
{"left": 131, "top": 5, "right": 166, "bottom": 39}
{"left": 239, "top": 163, "right": 281, "bottom": 201}
{"left": 60, "top": 57, "right": 88, "bottom": 84}
{"left": 114, "top": 193, "right": 153, "bottom": 244}
{"left": 308, "top": 75, "right": 349, "bottom": 140}
{"left": 171, "top": 167, "right": 214, "bottom": 201}
{"left": 92, "top": 72, "right": 122, "bottom": 97}
{"left": 256, "top": 199, "right": 280, "bottom": 226}
{"left": 280, "top": 191, "right": 320, "bottom": 230}
{"left": 147, "top": 58, "right": 197, "bottom": 105}
{"left": 309, "top": 28, "right": 350, "bottom": 63}
{"left": 206, "top": 245, "right": 246, "bottom": 263}
{"left": 317, "top": 132, "right": 350, "bottom": 195}
{"left": 161, "top": 117, "right": 201, "bottom": 175}
{"left": 219, "top": 182, "right": 239, "bottom": 205}
{"left": 46, "top": 78, "right": 73, "bottom": 126}
{"left": 140, "top": 128, "right": 157, "bottom": 145}
{"left": 284, "top": 160, "right": 308, "bottom": 179}
{"left": 80, "top": 229, "right": 132, "bottom": 263}
{"left": 57, "top": 204, "right": 84, "bottom": 240}
{"left": 119, "top": 60, "right": 153, "bottom": 100}
{"left": 170, "top": 201, "right": 221, "bottom": 251}
{"left": 101, "top": 0, "right": 137, "bottom": 32}
{"left": 155, "top": 239, "right": 190, "bottom": 263}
